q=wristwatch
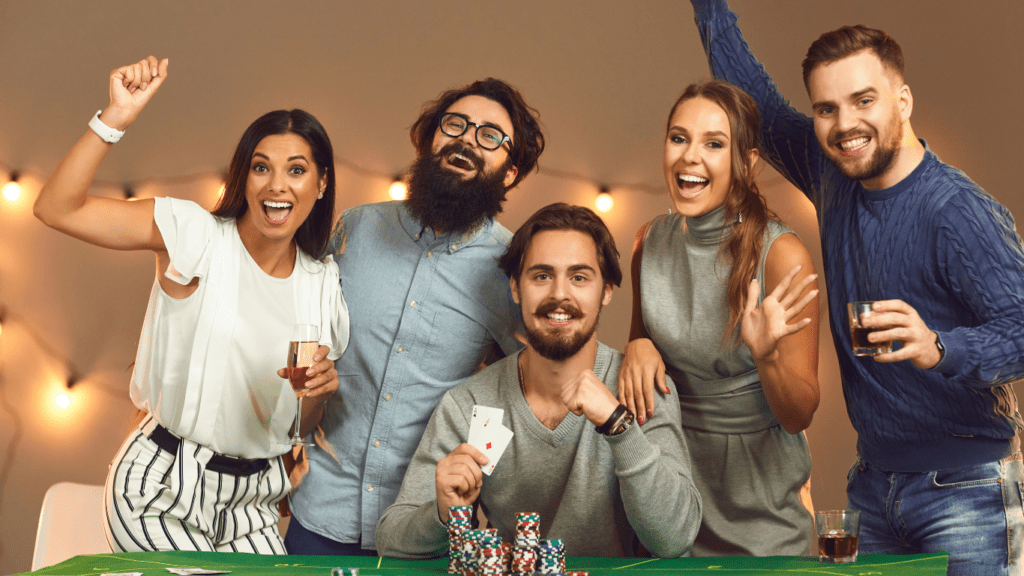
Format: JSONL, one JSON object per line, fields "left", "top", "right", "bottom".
{"left": 933, "top": 331, "right": 946, "bottom": 363}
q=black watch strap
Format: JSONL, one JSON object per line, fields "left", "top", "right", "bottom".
{"left": 933, "top": 331, "right": 946, "bottom": 362}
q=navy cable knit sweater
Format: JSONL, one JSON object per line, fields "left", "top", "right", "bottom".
{"left": 692, "top": 0, "right": 1024, "bottom": 471}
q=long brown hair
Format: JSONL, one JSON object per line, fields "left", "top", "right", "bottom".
{"left": 667, "top": 79, "right": 773, "bottom": 345}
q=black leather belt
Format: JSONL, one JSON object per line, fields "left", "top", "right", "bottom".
{"left": 149, "top": 423, "right": 270, "bottom": 476}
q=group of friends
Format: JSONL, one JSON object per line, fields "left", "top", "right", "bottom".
{"left": 32, "top": 1, "right": 1024, "bottom": 575}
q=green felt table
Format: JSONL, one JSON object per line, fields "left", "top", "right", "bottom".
{"left": 17, "top": 551, "right": 948, "bottom": 575}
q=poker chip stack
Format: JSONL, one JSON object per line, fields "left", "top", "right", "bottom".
{"left": 477, "top": 534, "right": 504, "bottom": 576}
{"left": 509, "top": 511, "right": 541, "bottom": 576}
{"left": 447, "top": 505, "right": 473, "bottom": 575}
{"left": 460, "top": 529, "right": 487, "bottom": 576}
{"left": 510, "top": 544, "right": 538, "bottom": 576}
{"left": 535, "top": 539, "right": 566, "bottom": 575}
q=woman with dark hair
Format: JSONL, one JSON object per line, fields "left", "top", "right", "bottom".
{"left": 34, "top": 56, "right": 348, "bottom": 554}
{"left": 618, "top": 79, "right": 820, "bottom": 556}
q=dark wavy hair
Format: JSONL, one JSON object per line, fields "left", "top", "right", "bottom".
{"left": 409, "top": 78, "right": 545, "bottom": 189}
{"left": 499, "top": 202, "right": 621, "bottom": 287}
{"left": 667, "top": 79, "right": 772, "bottom": 344}
{"left": 802, "top": 25, "right": 905, "bottom": 90}
{"left": 212, "top": 109, "right": 335, "bottom": 258}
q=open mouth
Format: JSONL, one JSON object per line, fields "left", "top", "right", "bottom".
{"left": 263, "top": 200, "right": 293, "bottom": 224}
{"left": 445, "top": 151, "right": 478, "bottom": 171}
{"left": 836, "top": 135, "right": 870, "bottom": 156}
{"left": 676, "top": 173, "right": 709, "bottom": 196}
{"left": 546, "top": 312, "right": 573, "bottom": 324}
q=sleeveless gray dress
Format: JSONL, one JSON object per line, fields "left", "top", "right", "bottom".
{"left": 640, "top": 207, "right": 814, "bottom": 556}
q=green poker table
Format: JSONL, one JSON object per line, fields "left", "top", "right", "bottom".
{"left": 15, "top": 551, "right": 948, "bottom": 575}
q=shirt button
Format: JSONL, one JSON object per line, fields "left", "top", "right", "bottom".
{"left": 410, "top": 301, "right": 417, "bottom": 308}
{"left": 367, "top": 485, "right": 374, "bottom": 492}
{"left": 384, "top": 393, "right": 393, "bottom": 401}
{"left": 427, "top": 251, "right": 434, "bottom": 258}
{"left": 373, "top": 440, "right": 381, "bottom": 448}
{"left": 397, "top": 346, "right": 404, "bottom": 354}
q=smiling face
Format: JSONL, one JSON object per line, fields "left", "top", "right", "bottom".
{"left": 511, "top": 229, "right": 613, "bottom": 361}
{"left": 808, "top": 50, "right": 909, "bottom": 189}
{"left": 663, "top": 97, "right": 739, "bottom": 218}
{"left": 431, "top": 95, "right": 518, "bottom": 187}
{"left": 238, "top": 133, "right": 326, "bottom": 245}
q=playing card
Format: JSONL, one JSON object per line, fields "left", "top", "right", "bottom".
{"left": 476, "top": 423, "right": 514, "bottom": 476}
{"left": 469, "top": 405, "right": 504, "bottom": 447}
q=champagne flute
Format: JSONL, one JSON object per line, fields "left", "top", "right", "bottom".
{"left": 286, "top": 324, "right": 318, "bottom": 447}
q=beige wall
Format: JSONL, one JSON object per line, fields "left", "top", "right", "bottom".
{"left": 1, "top": 1, "right": 1022, "bottom": 573}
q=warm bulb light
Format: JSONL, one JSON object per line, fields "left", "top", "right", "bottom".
{"left": 3, "top": 181, "right": 21, "bottom": 202}
{"left": 389, "top": 180, "right": 408, "bottom": 201}
{"left": 54, "top": 392, "right": 71, "bottom": 409}
{"left": 596, "top": 192, "right": 613, "bottom": 213}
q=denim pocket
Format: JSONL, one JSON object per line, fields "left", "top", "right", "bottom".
{"left": 931, "top": 461, "right": 1001, "bottom": 488}
{"left": 845, "top": 457, "right": 861, "bottom": 488}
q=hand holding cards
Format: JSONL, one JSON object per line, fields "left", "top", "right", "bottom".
{"left": 468, "top": 405, "right": 514, "bottom": 476}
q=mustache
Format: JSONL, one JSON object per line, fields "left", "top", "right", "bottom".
{"left": 435, "top": 141, "right": 484, "bottom": 171}
{"left": 533, "top": 299, "right": 583, "bottom": 318}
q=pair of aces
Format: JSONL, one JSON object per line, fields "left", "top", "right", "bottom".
{"left": 468, "top": 405, "right": 514, "bottom": 476}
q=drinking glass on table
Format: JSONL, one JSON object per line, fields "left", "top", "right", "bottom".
{"left": 847, "top": 301, "right": 893, "bottom": 356}
{"left": 286, "top": 324, "right": 318, "bottom": 447}
{"left": 815, "top": 509, "right": 860, "bottom": 563}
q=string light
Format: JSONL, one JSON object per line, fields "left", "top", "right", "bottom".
{"left": 596, "top": 186, "right": 613, "bottom": 212}
{"left": 54, "top": 392, "right": 71, "bottom": 409}
{"left": 2, "top": 172, "right": 20, "bottom": 202}
{"left": 389, "top": 175, "right": 408, "bottom": 201}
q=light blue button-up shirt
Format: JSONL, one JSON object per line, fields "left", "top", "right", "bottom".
{"left": 288, "top": 201, "right": 524, "bottom": 549}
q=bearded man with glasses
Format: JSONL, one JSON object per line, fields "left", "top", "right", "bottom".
{"left": 285, "top": 78, "right": 546, "bottom": 556}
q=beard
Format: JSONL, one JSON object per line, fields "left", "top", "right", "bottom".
{"left": 524, "top": 299, "right": 600, "bottom": 361}
{"left": 825, "top": 108, "right": 903, "bottom": 182}
{"left": 404, "top": 142, "right": 512, "bottom": 234}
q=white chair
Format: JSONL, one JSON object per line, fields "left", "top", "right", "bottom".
{"left": 32, "top": 482, "right": 112, "bottom": 571}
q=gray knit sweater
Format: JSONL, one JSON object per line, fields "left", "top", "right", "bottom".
{"left": 375, "top": 343, "right": 702, "bottom": 558}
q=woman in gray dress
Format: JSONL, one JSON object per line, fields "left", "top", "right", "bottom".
{"left": 618, "top": 79, "right": 821, "bottom": 556}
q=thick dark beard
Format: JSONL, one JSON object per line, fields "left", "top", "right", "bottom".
{"left": 827, "top": 108, "right": 903, "bottom": 182}
{"left": 404, "top": 143, "right": 512, "bottom": 234}
{"left": 523, "top": 301, "right": 600, "bottom": 361}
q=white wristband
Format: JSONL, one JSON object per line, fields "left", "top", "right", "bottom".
{"left": 88, "top": 110, "right": 125, "bottom": 143}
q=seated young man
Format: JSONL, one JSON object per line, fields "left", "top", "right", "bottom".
{"left": 375, "top": 203, "right": 702, "bottom": 558}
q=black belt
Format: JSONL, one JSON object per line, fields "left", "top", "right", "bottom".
{"left": 149, "top": 424, "right": 270, "bottom": 477}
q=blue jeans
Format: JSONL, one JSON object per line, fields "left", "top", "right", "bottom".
{"left": 846, "top": 452, "right": 1023, "bottom": 576}
{"left": 283, "top": 516, "right": 377, "bottom": 556}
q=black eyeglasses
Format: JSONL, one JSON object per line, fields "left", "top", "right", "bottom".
{"left": 438, "top": 113, "right": 512, "bottom": 151}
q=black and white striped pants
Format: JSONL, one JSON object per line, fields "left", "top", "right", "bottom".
{"left": 103, "top": 414, "right": 290, "bottom": 554}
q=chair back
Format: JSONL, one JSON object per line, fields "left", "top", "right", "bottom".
{"left": 32, "top": 482, "right": 112, "bottom": 570}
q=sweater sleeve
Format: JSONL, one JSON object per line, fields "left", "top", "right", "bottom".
{"left": 375, "top": 392, "right": 467, "bottom": 558}
{"left": 607, "top": 377, "right": 702, "bottom": 558}
{"left": 690, "top": 0, "right": 824, "bottom": 207}
{"left": 931, "top": 187, "right": 1024, "bottom": 388}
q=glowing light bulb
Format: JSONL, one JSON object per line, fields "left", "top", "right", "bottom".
{"left": 389, "top": 180, "right": 408, "bottom": 201}
{"left": 596, "top": 191, "right": 613, "bottom": 213}
{"left": 55, "top": 392, "right": 71, "bottom": 409}
{"left": 3, "top": 181, "right": 21, "bottom": 202}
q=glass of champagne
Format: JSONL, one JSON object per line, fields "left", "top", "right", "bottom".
{"left": 286, "top": 324, "right": 319, "bottom": 447}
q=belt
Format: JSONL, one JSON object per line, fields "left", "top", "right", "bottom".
{"left": 149, "top": 424, "right": 270, "bottom": 477}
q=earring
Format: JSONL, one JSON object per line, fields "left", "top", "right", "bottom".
{"left": 738, "top": 212, "right": 743, "bottom": 223}
{"left": 318, "top": 191, "right": 324, "bottom": 200}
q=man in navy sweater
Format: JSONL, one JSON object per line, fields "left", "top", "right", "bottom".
{"left": 688, "top": 1, "right": 1024, "bottom": 574}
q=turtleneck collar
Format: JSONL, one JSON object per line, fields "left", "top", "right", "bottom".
{"left": 678, "top": 205, "right": 734, "bottom": 245}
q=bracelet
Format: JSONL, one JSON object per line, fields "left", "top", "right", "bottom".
{"left": 88, "top": 110, "right": 125, "bottom": 143}
{"left": 607, "top": 409, "right": 636, "bottom": 437}
{"left": 596, "top": 404, "right": 628, "bottom": 436}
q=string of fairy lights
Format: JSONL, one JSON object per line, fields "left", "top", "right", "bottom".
{"left": 0, "top": 153, "right": 663, "bottom": 533}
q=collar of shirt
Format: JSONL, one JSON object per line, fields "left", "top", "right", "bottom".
{"left": 396, "top": 202, "right": 489, "bottom": 253}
